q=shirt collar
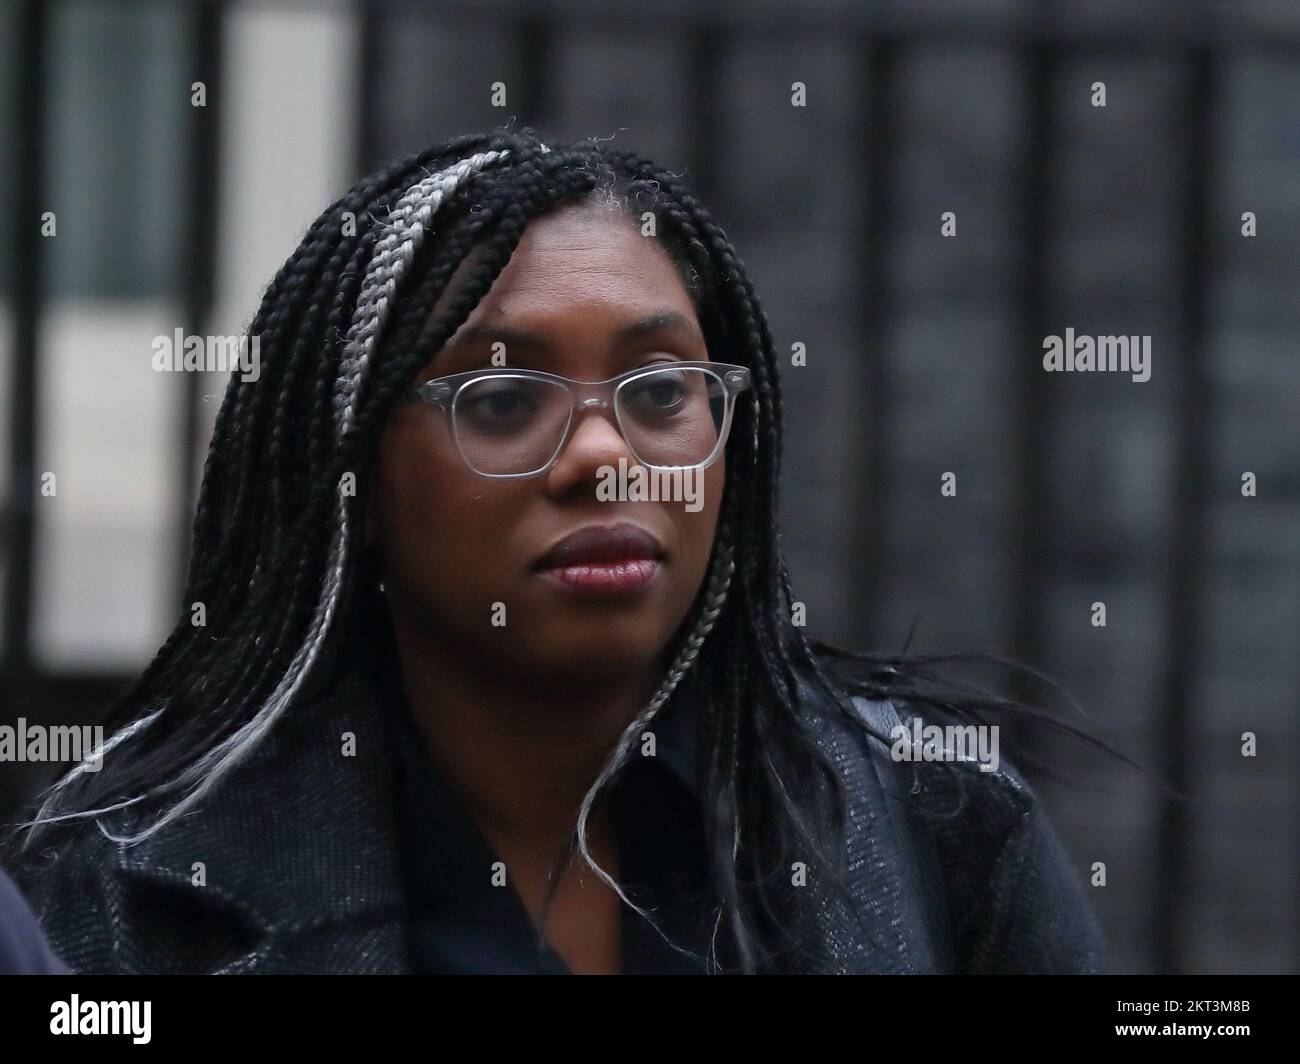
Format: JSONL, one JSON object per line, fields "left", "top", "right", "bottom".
{"left": 637, "top": 667, "right": 700, "bottom": 796}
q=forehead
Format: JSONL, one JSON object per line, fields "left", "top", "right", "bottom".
{"left": 415, "top": 201, "right": 705, "bottom": 377}
{"left": 439, "top": 202, "right": 696, "bottom": 334}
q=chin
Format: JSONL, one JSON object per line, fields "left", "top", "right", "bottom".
{"left": 521, "top": 624, "right": 669, "bottom": 689}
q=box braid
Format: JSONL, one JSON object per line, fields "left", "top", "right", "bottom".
{"left": 9, "top": 129, "right": 1127, "bottom": 974}
{"left": 10, "top": 135, "right": 524, "bottom": 846}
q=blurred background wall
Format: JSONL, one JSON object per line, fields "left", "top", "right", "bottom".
{"left": 0, "top": 0, "right": 1296, "bottom": 974}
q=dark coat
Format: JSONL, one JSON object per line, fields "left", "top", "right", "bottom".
{"left": 21, "top": 648, "right": 1106, "bottom": 974}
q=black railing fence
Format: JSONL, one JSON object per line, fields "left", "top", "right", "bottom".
{"left": 2, "top": 0, "right": 1298, "bottom": 974}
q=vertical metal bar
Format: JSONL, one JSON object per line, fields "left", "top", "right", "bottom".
{"left": 355, "top": 0, "right": 382, "bottom": 179}
{"left": 174, "top": 0, "right": 223, "bottom": 603}
{"left": 2, "top": 0, "right": 49, "bottom": 678}
{"left": 516, "top": 14, "right": 555, "bottom": 136}
{"left": 1008, "top": 28, "right": 1056, "bottom": 759}
{"left": 849, "top": 36, "right": 899, "bottom": 649}
{"left": 683, "top": 25, "right": 722, "bottom": 208}
{"left": 1154, "top": 46, "right": 1214, "bottom": 975}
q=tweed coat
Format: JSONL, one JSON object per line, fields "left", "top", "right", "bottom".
{"left": 21, "top": 645, "right": 1106, "bottom": 975}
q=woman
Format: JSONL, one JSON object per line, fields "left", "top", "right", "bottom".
{"left": 7, "top": 131, "right": 1106, "bottom": 974}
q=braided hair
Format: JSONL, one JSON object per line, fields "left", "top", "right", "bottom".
{"left": 7, "top": 129, "right": 1119, "bottom": 974}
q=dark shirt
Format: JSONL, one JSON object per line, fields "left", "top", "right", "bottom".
{"left": 379, "top": 661, "right": 723, "bottom": 974}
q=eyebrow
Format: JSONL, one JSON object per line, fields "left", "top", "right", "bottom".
{"left": 445, "top": 310, "right": 705, "bottom": 353}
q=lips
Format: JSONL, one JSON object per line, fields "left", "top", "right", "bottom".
{"left": 534, "top": 522, "right": 664, "bottom": 571}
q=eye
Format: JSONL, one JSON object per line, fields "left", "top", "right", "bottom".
{"left": 624, "top": 371, "right": 688, "bottom": 414}
{"left": 458, "top": 381, "right": 542, "bottom": 427}
{"left": 470, "top": 387, "right": 530, "bottom": 417}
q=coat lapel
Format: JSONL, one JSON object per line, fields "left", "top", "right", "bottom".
{"left": 794, "top": 675, "right": 956, "bottom": 973}
{"left": 106, "top": 652, "right": 412, "bottom": 973}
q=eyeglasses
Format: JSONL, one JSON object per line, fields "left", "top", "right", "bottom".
{"left": 407, "top": 361, "right": 752, "bottom": 478}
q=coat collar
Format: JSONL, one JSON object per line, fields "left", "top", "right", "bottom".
{"left": 100, "top": 643, "right": 987, "bottom": 973}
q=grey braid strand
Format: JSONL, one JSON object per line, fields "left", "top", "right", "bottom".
{"left": 542, "top": 521, "right": 737, "bottom": 949}
{"left": 95, "top": 152, "right": 514, "bottom": 847}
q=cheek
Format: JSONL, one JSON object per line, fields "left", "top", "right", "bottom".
{"left": 673, "top": 462, "right": 726, "bottom": 584}
{"left": 371, "top": 424, "right": 518, "bottom": 609}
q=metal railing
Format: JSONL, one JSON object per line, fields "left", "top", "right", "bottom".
{"left": 2, "top": 0, "right": 1296, "bottom": 973}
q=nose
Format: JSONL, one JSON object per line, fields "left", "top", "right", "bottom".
{"left": 543, "top": 401, "right": 637, "bottom": 498}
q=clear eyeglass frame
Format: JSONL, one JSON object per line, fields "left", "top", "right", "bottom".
{"left": 406, "top": 360, "right": 753, "bottom": 479}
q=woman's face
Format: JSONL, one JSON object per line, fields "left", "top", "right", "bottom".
{"left": 366, "top": 201, "right": 725, "bottom": 692}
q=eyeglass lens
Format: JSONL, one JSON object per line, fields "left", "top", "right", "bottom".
{"left": 452, "top": 366, "right": 728, "bottom": 475}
